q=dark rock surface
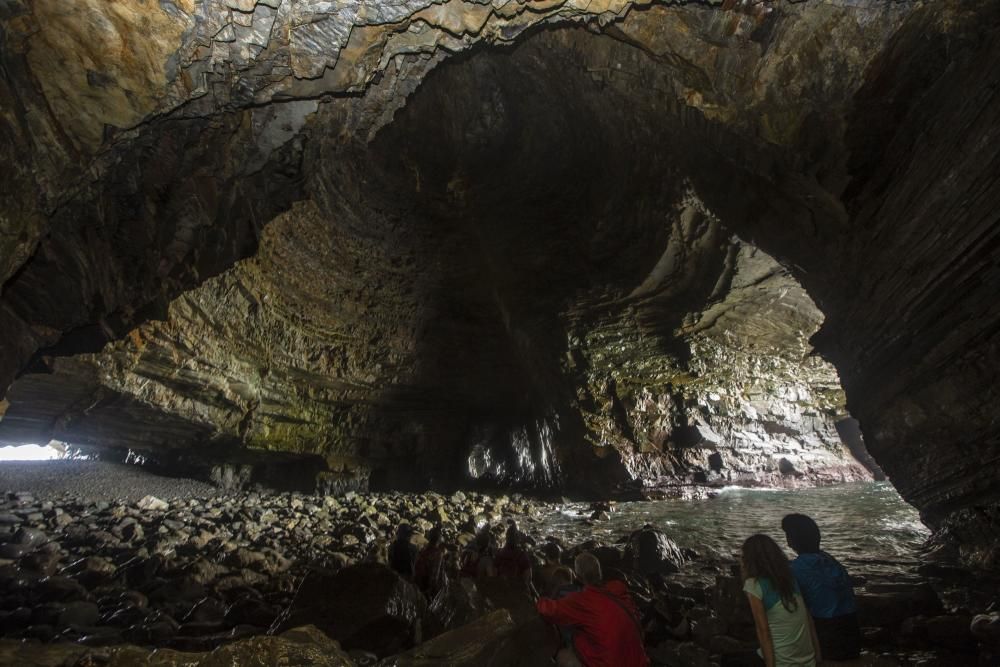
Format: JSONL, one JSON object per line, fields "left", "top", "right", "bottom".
{"left": 0, "top": 0, "right": 998, "bottom": 569}
{"left": 0, "top": 624, "right": 354, "bottom": 666}
{"left": 274, "top": 564, "right": 431, "bottom": 657}
{"left": 0, "top": 475, "right": 996, "bottom": 664}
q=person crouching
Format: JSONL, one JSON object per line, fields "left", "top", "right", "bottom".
{"left": 536, "top": 551, "right": 649, "bottom": 667}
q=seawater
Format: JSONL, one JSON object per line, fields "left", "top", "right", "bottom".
{"left": 536, "top": 482, "right": 930, "bottom": 578}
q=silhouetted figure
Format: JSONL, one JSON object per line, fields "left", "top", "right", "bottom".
{"left": 537, "top": 552, "right": 649, "bottom": 667}
{"left": 414, "top": 526, "right": 446, "bottom": 595}
{"left": 782, "top": 513, "right": 861, "bottom": 661}
{"left": 459, "top": 525, "right": 496, "bottom": 578}
{"left": 389, "top": 523, "right": 417, "bottom": 578}
{"left": 495, "top": 523, "right": 533, "bottom": 588}
{"left": 539, "top": 542, "right": 568, "bottom": 596}
{"left": 741, "top": 534, "right": 819, "bottom": 667}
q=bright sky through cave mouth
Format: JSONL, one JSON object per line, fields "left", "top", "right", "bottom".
{"left": 0, "top": 444, "right": 60, "bottom": 461}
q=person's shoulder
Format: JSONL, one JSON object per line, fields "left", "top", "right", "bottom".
{"left": 742, "top": 576, "right": 763, "bottom": 597}
{"left": 604, "top": 579, "right": 629, "bottom": 595}
{"left": 819, "top": 550, "right": 848, "bottom": 568}
{"left": 790, "top": 552, "right": 823, "bottom": 572}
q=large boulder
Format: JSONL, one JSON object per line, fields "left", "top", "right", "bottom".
{"left": 856, "top": 582, "right": 943, "bottom": 629}
{"left": 0, "top": 626, "right": 354, "bottom": 666}
{"left": 428, "top": 577, "right": 489, "bottom": 632}
{"left": 377, "top": 609, "right": 549, "bottom": 667}
{"left": 623, "top": 527, "right": 686, "bottom": 577}
{"left": 474, "top": 577, "right": 538, "bottom": 625}
{"left": 272, "top": 564, "right": 430, "bottom": 657}
{"left": 972, "top": 612, "right": 1000, "bottom": 647}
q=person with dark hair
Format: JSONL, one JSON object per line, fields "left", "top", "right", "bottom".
{"left": 414, "top": 525, "right": 446, "bottom": 595}
{"left": 459, "top": 524, "right": 496, "bottom": 578}
{"left": 741, "top": 534, "right": 819, "bottom": 667}
{"left": 389, "top": 523, "right": 417, "bottom": 578}
{"left": 537, "top": 552, "right": 649, "bottom": 667}
{"left": 495, "top": 523, "right": 533, "bottom": 588}
{"left": 781, "top": 514, "right": 861, "bottom": 661}
{"left": 539, "top": 541, "right": 567, "bottom": 596}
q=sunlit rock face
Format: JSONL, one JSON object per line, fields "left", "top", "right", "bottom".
{"left": 1, "top": 1, "right": 999, "bottom": 563}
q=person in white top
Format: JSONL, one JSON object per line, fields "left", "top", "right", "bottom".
{"left": 741, "top": 533, "right": 821, "bottom": 667}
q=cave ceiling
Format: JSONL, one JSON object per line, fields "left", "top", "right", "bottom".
{"left": 1, "top": 1, "right": 999, "bottom": 564}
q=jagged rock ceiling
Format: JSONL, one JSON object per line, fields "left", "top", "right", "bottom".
{"left": 1, "top": 1, "right": 999, "bottom": 565}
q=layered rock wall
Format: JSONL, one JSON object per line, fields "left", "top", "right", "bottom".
{"left": 1, "top": 1, "right": 999, "bottom": 563}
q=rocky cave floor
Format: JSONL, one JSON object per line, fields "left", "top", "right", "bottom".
{"left": 0, "top": 463, "right": 998, "bottom": 666}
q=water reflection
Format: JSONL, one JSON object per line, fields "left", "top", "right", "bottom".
{"left": 537, "top": 482, "right": 929, "bottom": 577}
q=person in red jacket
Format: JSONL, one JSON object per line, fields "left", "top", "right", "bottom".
{"left": 536, "top": 552, "right": 649, "bottom": 667}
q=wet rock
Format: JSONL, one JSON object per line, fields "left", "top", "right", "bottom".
{"left": 224, "top": 597, "right": 278, "bottom": 627}
{"left": 0, "top": 543, "right": 27, "bottom": 559}
{"left": 19, "top": 550, "right": 62, "bottom": 576}
{"left": 57, "top": 601, "right": 100, "bottom": 628}
{"left": 0, "top": 607, "right": 31, "bottom": 633}
{"left": 184, "top": 598, "right": 227, "bottom": 624}
{"left": 857, "top": 584, "right": 944, "bottom": 629}
{"left": 77, "top": 626, "right": 125, "bottom": 646}
{"left": 105, "top": 604, "right": 151, "bottom": 628}
{"left": 36, "top": 575, "right": 88, "bottom": 602}
{"left": 624, "top": 527, "right": 686, "bottom": 576}
{"left": 0, "top": 624, "right": 352, "bottom": 666}
{"left": 678, "top": 642, "right": 711, "bottom": 667}
{"left": 23, "top": 624, "right": 57, "bottom": 641}
{"left": 125, "top": 614, "right": 180, "bottom": 643}
{"left": 377, "top": 609, "right": 548, "bottom": 667}
{"left": 428, "top": 577, "right": 489, "bottom": 632}
{"left": 274, "top": 563, "right": 430, "bottom": 658}
{"left": 924, "top": 614, "right": 976, "bottom": 652}
{"left": 116, "top": 520, "right": 145, "bottom": 542}
{"left": 707, "top": 634, "right": 747, "bottom": 656}
{"left": 691, "top": 613, "right": 727, "bottom": 647}
{"left": 592, "top": 545, "right": 624, "bottom": 573}
{"left": 971, "top": 612, "right": 1000, "bottom": 647}
{"left": 711, "top": 576, "right": 754, "bottom": 640}
{"left": 184, "top": 558, "right": 229, "bottom": 585}
{"left": 62, "top": 556, "right": 117, "bottom": 587}
{"left": 138, "top": 496, "right": 170, "bottom": 512}
{"left": 149, "top": 576, "right": 207, "bottom": 605}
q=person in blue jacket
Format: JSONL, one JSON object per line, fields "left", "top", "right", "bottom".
{"left": 781, "top": 514, "right": 862, "bottom": 661}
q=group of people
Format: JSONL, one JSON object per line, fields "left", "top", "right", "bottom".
{"left": 388, "top": 520, "right": 534, "bottom": 596}
{"left": 737, "top": 514, "right": 861, "bottom": 667}
{"left": 387, "top": 513, "right": 861, "bottom": 667}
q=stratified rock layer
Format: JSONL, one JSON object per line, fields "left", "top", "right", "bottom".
{"left": 1, "top": 1, "right": 999, "bottom": 564}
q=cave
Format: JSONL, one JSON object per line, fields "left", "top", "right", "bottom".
{"left": 1, "top": 0, "right": 999, "bottom": 663}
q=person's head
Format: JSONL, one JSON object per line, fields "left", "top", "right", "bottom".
{"left": 475, "top": 525, "right": 492, "bottom": 549}
{"left": 781, "top": 513, "right": 821, "bottom": 554}
{"left": 427, "top": 526, "right": 442, "bottom": 546}
{"left": 505, "top": 524, "right": 521, "bottom": 549}
{"left": 741, "top": 534, "right": 798, "bottom": 612}
{"left": 395, "top": 523, "right": 413, "bottom": 541}
{"left": 542, "top": 542, "right": 561, "bottom": 564}
{"left": 574, "top": 552, "right": 603, "bottom": 586}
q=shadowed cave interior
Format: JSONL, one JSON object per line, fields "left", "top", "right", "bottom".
{"left": 1, "top": 0, "right": 999, "bottom": 663}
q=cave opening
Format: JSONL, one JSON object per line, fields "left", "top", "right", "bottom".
{"left": 336, "top": 27, "right": 878, "bottom": 496}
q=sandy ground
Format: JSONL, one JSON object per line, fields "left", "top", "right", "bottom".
{"left": 0, "top": 460, "right": 217, "bottom": 502}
